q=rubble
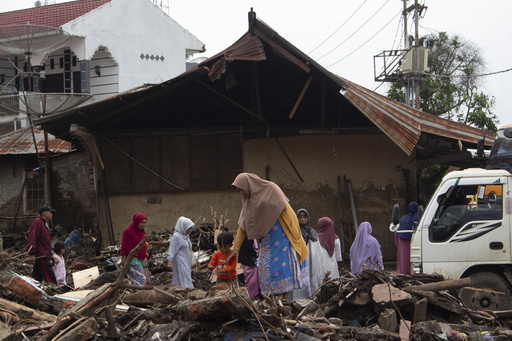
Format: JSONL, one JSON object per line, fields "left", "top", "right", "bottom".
{"left": 0, "top": 225, "right": 511, "bottom": 340}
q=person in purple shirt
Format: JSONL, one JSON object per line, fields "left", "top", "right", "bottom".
{"left": 26, "top": 205, "right": 57, "bottom": 283}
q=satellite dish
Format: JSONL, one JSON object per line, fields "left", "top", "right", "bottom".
{"left": 0, "top": 24, "right": 72, "bottom": 56}
{"left": 35, "top": 1, "right": 43, "bottom": 7}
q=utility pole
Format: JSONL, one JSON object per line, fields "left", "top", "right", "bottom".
{"left": 373, "top": 0, "right": 428, "bottom": 109}
{"left": 414, "top": 0, "right": 421, "bottom": 110}
{"left": 403, "top": 0, "right": 411, "bottom": 107}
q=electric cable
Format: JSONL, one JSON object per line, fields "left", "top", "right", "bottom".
{"left": 326, "top": 8, "right": 401, "bottom": 68}
{"left": 431, "top": 68, "right": 512, "bottom": 79}
{"left": 317, "top": 0, "right": 391, "bottom": 61}
{"left": 308, "top": 0, "right": 368, "bottom": 55}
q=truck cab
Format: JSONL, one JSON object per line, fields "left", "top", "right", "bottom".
{"left": 409, "top": 168, "right": 511, "bottom": 310}
{"left": 395, "top": 125, "right": 512, "bottom": 310}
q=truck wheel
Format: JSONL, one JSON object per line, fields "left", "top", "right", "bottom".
{"left": 459, "top": 272, "right": 511, "bottom": 310}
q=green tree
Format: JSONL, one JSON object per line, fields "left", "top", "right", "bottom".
{"left": 387, "top": 32, "right": 498, "bottom": 132}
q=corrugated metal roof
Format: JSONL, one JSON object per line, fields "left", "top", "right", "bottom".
{"left": 342, "top": 78, "right": 493, "bottom": 155}
{"left": 198, "top": 32, "right": 267, "bottom": 83}
{"left": 0, "top": 0, "right": 111, "bottom": 28}
{"left": 0, "top": 126, "right": 72, "bottom": 155}
{"left": 34, "top": 10, "right": 491, "bottom": 161}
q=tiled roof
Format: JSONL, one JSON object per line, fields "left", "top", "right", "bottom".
{"left": 0, "top": 0, "right": 111, "bottom": 28}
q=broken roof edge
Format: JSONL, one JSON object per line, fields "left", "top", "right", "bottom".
{"left": 193, "top": 9, "right": 348, "bottom": 92}
{"left": 340, "top": 77, "right": 492, "bottom": 155}
{"left": 249, "top": 10, "right": 348, "bottom": 92}
{"left": 35, "top": 67, "right": 211, "bottom": 140}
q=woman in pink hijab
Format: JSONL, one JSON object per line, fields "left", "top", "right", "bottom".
{"left": 317, "top": 217, "right": 342, "bottom": 279}
{"left": 350, "top": 222, "right": 384, "bottom": 275}
{"left": 120, "top": 213, "right": 148, "bottom": 285}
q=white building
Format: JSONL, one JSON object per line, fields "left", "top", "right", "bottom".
{"left": 0, "top": 0, "right": 204, "bottom": 133}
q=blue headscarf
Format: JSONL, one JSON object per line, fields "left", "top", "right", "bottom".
{"left": 397, "top": 202, "right": 419, "bottom": 240}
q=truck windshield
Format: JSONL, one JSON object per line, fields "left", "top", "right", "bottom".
{"left": 429, "top": 184, "right": 503, "bottom": 243}
{"left": 488, "top": 137, "right": 512, "bottom": 173}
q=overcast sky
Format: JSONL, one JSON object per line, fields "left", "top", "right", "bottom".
{"left": 2, "top": 0, "right": 511, "bottom": 126}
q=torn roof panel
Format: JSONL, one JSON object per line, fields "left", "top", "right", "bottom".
{"left": 0, "top": 127, "right": 72, "bottom": 155}
{"left": 342, "top": 78, "right": 493, "bottom": 155}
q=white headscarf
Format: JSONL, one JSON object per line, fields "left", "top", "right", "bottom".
{"left": 174, "top": 216, "right": 195, "bottom": 249}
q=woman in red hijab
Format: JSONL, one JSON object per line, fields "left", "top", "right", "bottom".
{"left": 120, "top": 213, "right": 148, "bottom": 285}
{"left": 317, "top": 217, "right": 342, "bottom": 279}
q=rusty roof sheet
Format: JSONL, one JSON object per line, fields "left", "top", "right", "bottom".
{"left": 0, "top": 127, "right": 72, "bottom": 155}
{"left": 0, "top": 0, "right": 111, "bottom": 28}
{"left": 342, "top": 78, "right": 493, "bottom": 155}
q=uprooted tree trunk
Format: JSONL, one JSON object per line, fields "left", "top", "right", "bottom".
{"left": 41, "top": 236, "right": 148, "bottom": 341}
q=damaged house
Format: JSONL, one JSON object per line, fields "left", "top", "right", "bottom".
{"left": 25, "top": 10, "right": 491, "bottom": 261}
{"left": 0, "top": 0, "right": 204, "bottom": 232}
{"left": 0, "top": 0, "right": 204, "bottom": 133}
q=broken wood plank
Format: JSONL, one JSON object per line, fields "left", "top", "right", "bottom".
{"left": 288, "top": 76, "right": 313, "bottom": 119}
{"left": 405, "top": 277, "right": 471, "bottom": 292}
{"left": 0, "top": 297, "right": 56, "bottom": 323}
{"left": 176, "top": 287, "right": 252, "bottom": 320}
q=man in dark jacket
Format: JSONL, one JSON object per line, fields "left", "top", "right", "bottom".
{"left": 26, "top": 205, "right": 57, "bottom": 283}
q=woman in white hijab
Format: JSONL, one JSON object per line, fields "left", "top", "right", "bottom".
{"left": 166, "top": 216, "right": 195, "bottom": 288}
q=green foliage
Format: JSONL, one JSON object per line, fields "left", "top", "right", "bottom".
{"left": 386, "top": 32, "right": 499, "bottom": 132}
{"left": 420, "top": 164, "right": 450, "bottom": 195}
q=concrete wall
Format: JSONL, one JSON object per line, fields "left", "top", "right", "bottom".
{"left": 62, "top": 0, "right": 204, "bottom": 92}
{"left": 97, "top": 133, "right": 416, "bottom": 262}
{"left": 101, "top": 189, "right": 241, "bottom": 245}
{"left": 0, "top": 156, "right": 27, "bottom": 231}
{"left": 241, "top": 134, "right": 416, "bottom": 261}
{"left": 51, "top": 152, "right": 97, "bottom": 236}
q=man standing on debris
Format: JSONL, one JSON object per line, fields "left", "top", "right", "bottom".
{"left": 26, "top": 205, "right": 57, "bottom": 284}
{"left": 231, "top": 173, "right": 309, "bottom": 304}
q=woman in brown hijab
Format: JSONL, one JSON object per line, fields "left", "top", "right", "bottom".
{"left": 231, "top": 173, "right": 309, "bottom": 303}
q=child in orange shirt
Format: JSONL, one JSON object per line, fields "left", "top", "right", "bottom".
{"left": 208, "top": 232, "right": 238, "bottom": 284}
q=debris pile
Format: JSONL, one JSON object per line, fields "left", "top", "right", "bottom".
{"left": 0, "top": 228, "right": 511, "bottom": 340}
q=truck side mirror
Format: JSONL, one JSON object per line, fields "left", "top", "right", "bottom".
{"left": 476, "top": 138, "right": 485, "bottom": 157}
{"left": 392, "top": 204, "right": 400, "bottom": 225}
{"left": 418, "top": 205, "right": 424, "bottom": 222}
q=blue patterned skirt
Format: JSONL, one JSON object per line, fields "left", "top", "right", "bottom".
{"left": 258, "top": 220, "right": 309, "bottom": 295}
{"left": 127, "top": 262, "right": 147, "bottom": 286}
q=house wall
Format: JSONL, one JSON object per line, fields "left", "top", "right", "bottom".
{"left": 51, "top": 152, "right": 98, "bottom": 236}
{"left": 97, "top": 133, "right": 415, "bottom": 263}
{"left": 101, "top": 190, "right": 241, "bottom": 246}
{"left": 62, "top": 0, "right": 204, "bottom": 93}
{"left": 242, "top": 134, "right": 417, "bottom": 262}
{"left": 0, "top": 156, "right": 27, "bottom": 231}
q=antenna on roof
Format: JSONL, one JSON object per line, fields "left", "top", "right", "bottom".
{"left": 150, "top": 0, "right": 170, "bottom": 15}
{"left": 34, "top": 0, "right": 56, "bottom": 6}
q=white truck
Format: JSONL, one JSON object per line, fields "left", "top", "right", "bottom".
{"left": 392, "top": 125, "right": 512, "bottom": 311}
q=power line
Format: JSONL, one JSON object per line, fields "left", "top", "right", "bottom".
{"left": 432, "top": 68, "right": 512, "bottom": 79}
{"left": 326, "top": 9, "right": 402, "bottom": 68}
{"left": 308, "top": 0, "right": 368, "bottom": 55}
{"left": 317, "top": 0, "right": 391, "bottom": 61}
